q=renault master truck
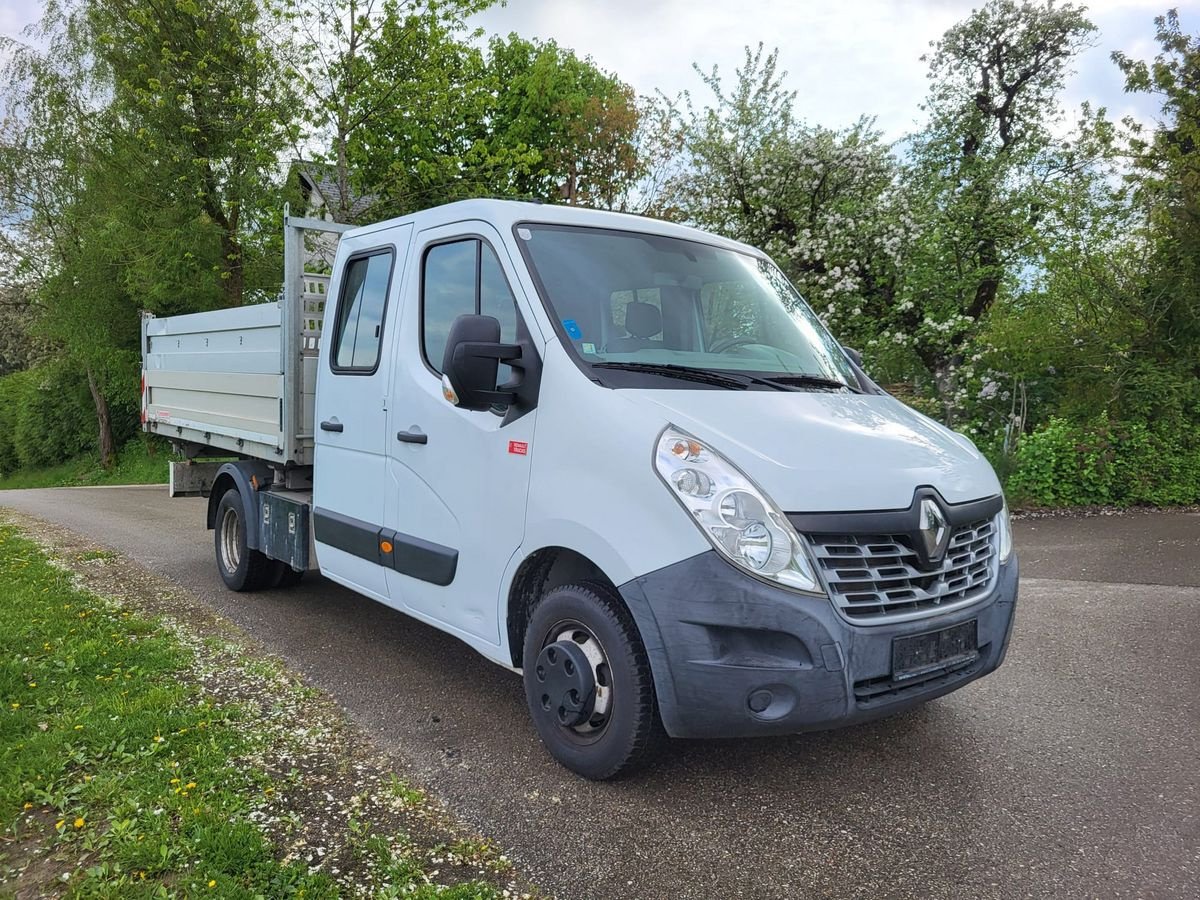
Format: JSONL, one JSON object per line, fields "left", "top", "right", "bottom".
{"left": 142, "top": 199, "right": 1018, "bottom": 779}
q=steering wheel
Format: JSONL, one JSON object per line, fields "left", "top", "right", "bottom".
{"left": 709, "top": 336, "right": 763, "bottom": 353}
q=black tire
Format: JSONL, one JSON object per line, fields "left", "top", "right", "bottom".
{"left": 522, "top": 581, "right": 662, "bottom": 780}
{"left": 214, "top": 488, "right": 275, "bottom": 592}
{"left": 270, "top": 562, "right": 305, "bottom": 589}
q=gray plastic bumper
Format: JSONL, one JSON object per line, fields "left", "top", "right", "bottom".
{"left": 618, "top": 551, "right": 1019, "bottom": 739}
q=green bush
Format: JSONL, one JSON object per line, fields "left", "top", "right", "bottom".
{"left": 0, "top": 361, "right": 96, "bottom": 476}
{"left": 1007, "top": 414, "right": 1200, "bottom": 508}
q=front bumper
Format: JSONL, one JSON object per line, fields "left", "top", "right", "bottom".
{"left": 618, "top": 551, "right": 1019, "bottom": 739}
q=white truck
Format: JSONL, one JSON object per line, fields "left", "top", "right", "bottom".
{"left": 143, "top": 200, "right": 1018, "bottom": 779}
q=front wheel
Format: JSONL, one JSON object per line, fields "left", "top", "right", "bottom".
{"left": 214, "top": 488, "right": 275, "bottom": 592}
{"left": 522, "top": 582, "right": 662, "bottom": 780}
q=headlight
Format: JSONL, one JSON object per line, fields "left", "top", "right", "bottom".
{"left": 996, "top": 499, "right": 1013, "bottom": 562}
{"left": 653, "top": 426, "right": 824, "bottom": 595}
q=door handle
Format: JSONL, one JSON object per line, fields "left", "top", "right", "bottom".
{"left": 396, "top": 429, "right": 428, "bottom": 445}
{"left": 320, "top": 420, "right": 344, "bottom": 433}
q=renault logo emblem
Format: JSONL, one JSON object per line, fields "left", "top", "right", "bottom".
{"left": 918, "top": 497, "right": 950, "bottom": 562}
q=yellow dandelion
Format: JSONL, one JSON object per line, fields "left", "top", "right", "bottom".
{"left": 170, "top": 778, "right": 180, "bottom": 785}
{"left": 74, "top": 725, "right": 83, "bottom": 731}
{"left": 10, "top": 703, "right": 19, "bottom": 710}
{"left": 28, "top": 682, "right": 36, "bottom": 688}
{"left": 23, "top": 802, "right": 32, "bottom": 810}
{"left": 54, "top": 820, "right": 64, "bottom": 831}
{"left": 185, "top": 782, "right": 196, "bottom": 790}
{"left": 73, "top": 817, "right": 85, "bottom": 829}
{"left": 208, "top": 880, "right": 216, "bottom": 889}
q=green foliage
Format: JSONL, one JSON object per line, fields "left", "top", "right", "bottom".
{"left": 0, "top": 361, "right": 96, "bottom": 475}
{"left": 0, "top": 0, "right": 1196, "bottom": 508}
{"left": 1007, "top": 415, "right": 1200, "bottom": 507}
{"left": 0, "top": 439, "right": 170, "bottom": 491}
{"left": 0, "top": 526, "right": 510, "bottom": 896}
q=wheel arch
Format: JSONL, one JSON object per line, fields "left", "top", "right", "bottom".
{"left": 506, "top": 545, "right": 658, "bottom": 669}
{"left": 204, "top": 460, "right": 272, "bottom": 551}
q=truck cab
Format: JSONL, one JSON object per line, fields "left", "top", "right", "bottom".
{"left": 143, "top": 199, "right": 1018, "bottom": 779}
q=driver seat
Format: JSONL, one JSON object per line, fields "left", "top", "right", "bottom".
{"left": 607, "top": 301, "right": 662, "bottom": 352}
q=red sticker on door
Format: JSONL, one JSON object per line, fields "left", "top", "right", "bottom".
{"left": 508, "top": 440, "right": 529, "bottom": 456}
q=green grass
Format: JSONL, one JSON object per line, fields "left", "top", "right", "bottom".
{"left": 0, "top": 442, "right": 168, "bottom": 491}
{"left": 0, "top": 526, "right": 513, "bottom": 897}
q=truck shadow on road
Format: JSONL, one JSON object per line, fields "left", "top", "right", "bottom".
{"left": 247, "top": 572, "right": 990, "bottom": 804}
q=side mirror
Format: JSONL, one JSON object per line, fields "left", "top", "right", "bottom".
{"left": 843, "top": 346, "right": 863, "bottom": 367}
{"left": 441, "top": 314, "right": 521, "bottom": 412}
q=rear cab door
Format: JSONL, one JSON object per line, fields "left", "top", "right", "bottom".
{"left": 313, "top": 224, "right": 414, "bottom": 600}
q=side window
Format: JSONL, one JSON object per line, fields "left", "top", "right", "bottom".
{"left": 332, "top": 250, "right": 394, "bottom": 372}
{"left": 422, "top": 238, "right": 520, "bottom": 383}
{"left": 422, "top": 240, "right": 477, "bottom": 373}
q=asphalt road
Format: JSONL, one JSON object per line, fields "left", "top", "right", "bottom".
{"left": 3, "top": 486, "right": 1198, "bottom": 899}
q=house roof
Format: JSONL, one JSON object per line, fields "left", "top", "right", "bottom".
{"left": 294, "top": 160, "right": 377, "bottom": 221}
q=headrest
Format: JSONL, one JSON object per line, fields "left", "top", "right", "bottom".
{"left": 624, "top": 301, "right": 662, "bottom": 338}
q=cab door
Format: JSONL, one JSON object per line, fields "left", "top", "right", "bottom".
{"left": 383, "top": 223, "right": 538, "bottom": 643}
{"left": 313, "top": 226, "right": 412, "bottom": 600}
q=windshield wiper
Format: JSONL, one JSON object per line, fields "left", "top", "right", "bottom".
{"left": 590, "top": 362, "right": 750, "bottom": 389}
{"left": 591, "top": 362, "right": 862, "bottom": 394}
{"left": 733, "top": 372, "right": 863, "bottom": 394}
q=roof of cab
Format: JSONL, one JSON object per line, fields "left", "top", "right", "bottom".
{"left": 342, "top": 198, "right": 763, "bottom": 257}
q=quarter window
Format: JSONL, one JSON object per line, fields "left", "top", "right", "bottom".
{"left": 422, "top": 239, "right": 520, "bottom": 379}
{"left": 332, "top": 251, "right": 393, "bottom": 372}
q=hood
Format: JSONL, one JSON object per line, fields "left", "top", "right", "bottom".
{"left": 628, "top": 389, "right": 1001, "bottom": 512}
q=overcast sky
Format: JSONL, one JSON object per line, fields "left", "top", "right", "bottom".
{"left": 469, "top": 0, "right": 1171, "bottom": 137}
{"left": 1, "top": 0, "right": 1175, "bottom": 136}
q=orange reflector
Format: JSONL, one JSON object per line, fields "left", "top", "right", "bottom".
{"left": 380, "top": 540, "right": 394, "bottom": 554}
{"left": 671, "top": 439, "right": 702, "bottom": 458}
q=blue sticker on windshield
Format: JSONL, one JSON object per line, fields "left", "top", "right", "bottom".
{"left": 562, "top": 319, "right": 583, "bottom": 340}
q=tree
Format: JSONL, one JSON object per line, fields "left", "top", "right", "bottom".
{"left": 288, "top": 0, "right": 494, "bottom": 223}
{"left": 899, "top": 0, "right": 1097, "bottom": 416}
{"left": 484, "top": 35, "right": 644, "bottom": 207}
{"left": 1113, "top": 8, "right": 1200, "bottom": 366}
{"left": 87, "top": 0, "right": 300, "bottom": 308}
{"left": 663, "top": 46, "right": 911, "bottom": 352}
{"left": 0, "top": 15, "right": 125, "bottom": 464}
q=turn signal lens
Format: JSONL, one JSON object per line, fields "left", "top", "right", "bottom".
{"left": 996, "top": 500, "right": 1013, "bottom": 562}
{"left": 441, "top": 374, "right": 460, "bottom": 406}
{"left": 670, "top": 439, "right": 705, "bottom": 461}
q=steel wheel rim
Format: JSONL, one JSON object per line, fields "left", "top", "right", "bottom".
{"left": 541, "top": 618, "right": 613, "bottom": 744}
{"left": 219, "top": 506, "right": 241, "bottom": 575}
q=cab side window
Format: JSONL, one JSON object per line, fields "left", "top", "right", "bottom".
{"left": 422, "top": 239, "right": 520, "bottom": 378}
{"left": 332, "top": 250, "right": 394, "bottom": 372}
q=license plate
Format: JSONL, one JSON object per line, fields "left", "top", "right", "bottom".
{"left": 892, "top": 620, "right": 978, "bottom": 681}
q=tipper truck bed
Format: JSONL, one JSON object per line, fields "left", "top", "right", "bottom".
{"left": 141, "top": 208, "right": 349, "bottom": 467}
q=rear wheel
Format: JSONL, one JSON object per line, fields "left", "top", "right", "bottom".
{"left": 522, "top": 581, "right": 662, "bottom": 780}
{"left": 214, "top": 488, "right": 275, "bottom": 592}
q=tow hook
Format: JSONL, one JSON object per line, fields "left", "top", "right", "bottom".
{"left": 534, "top": 640, "right": 596, "bottom": 728}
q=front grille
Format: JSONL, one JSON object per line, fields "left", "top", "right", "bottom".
{"left": 806, "top": 517, "right": 997, "bottom": 623}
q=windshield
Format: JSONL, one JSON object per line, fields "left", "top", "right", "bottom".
{"left": 515, "top": 223, "right": 857, "bottom": 388}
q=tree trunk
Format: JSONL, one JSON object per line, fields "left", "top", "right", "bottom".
{"left": 85, "top": 366, "right": 117, "bottom": 470}
{"left": 219, "top": 230, "right": 245, "bottom": 307}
